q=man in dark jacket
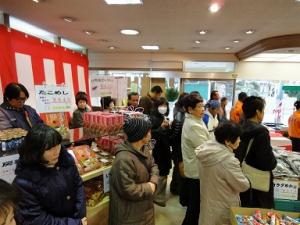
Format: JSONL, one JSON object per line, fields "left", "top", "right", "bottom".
{"left": 139, "top": 86, "right": 163, "bottom": 115}
{"left": 235, "top": 96, "right": 277, "bottom": 208}
{"left": 0, "top": 83, "right": 43, "bottom": 131}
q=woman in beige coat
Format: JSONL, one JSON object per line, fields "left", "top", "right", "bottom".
{"left": 195, "top": 122, "right": 250, "bottom": 225}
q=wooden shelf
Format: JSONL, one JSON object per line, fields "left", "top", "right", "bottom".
{"left": 81, "top": 165, "right": 112, "bottom": 182}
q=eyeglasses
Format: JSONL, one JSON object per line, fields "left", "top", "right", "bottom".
{"left": 16, "top": 97, "right": 27, "bottom": 102}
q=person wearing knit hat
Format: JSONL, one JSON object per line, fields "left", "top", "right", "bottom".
{"left": 109, "top": 117, "right": 159, "bottom": 225}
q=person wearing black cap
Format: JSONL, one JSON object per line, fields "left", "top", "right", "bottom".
{"left": 109, "top": 117, "right": 159, "bottom": 225}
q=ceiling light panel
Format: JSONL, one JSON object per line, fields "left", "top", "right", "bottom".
{"left": 120, "top": 29, "right": 139, "bottom": 35}
{"left": 142, "top": 45, "right": 159, "bottom": 50}
{"left": 104, "top": 0, "right": 143, "bottom": 5}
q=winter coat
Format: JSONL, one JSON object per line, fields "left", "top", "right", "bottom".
{"left": 195, "top": 141, "right": 250, "bottom": 225}
{"left": 181, "top": 113, "right": 211, "bottom": 179}
{"left": 109, "top": 141, "right": 159, "bottom": 225}
{"left": 0, "top": 103, "right": 43, "bottom": 131}
{"left": 139, "top": 93, "right": 156, "bottom": 115}
{"left": 14, "top": 148, "right": 86, "bottom": 225}
{"left": 170, "top": 108, "right": 185, "bottom": 162}
{"left": 70, "top": 108, "right": 88, "bottom": 128}
{"left": 150, "top": 112, "right": 172, "bottom": 176}
{"left": 235, "top": 120, "right": 277, "bottom": 208}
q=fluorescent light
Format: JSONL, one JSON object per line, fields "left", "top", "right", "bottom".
{"left": 195, "top": 40, "right": 201, "bottom": 44}
{"left": 32, "top": 0, "right": 40, "bottom": 3}
{"left": 142, "top": 45, "right": 159, "bottom": 50}
{"left": 104, "top": 0, "right": 143, "bottom": 5}
{"left": 225, "top": 47, "right": 231, "bottom": 50}
{"left": 83, "top": 30, "right": 95, "bottom": 35}
{"left": 244, "top": 53, "right": 300, "bottom": 62}
{"left": 120, "top": 29, "right": 139, "bottom": 35}
{"left": 209, "top": 3, "right": 220, "bottom": 13}
{"left": 233, "top": 40, "right": 240, "bottom": 43}
{"left": 61, "top": 38, "right": 84, "bottom": 51}
{"left": 199, "top": 30, "right": 207, "bottom": 35}
{"left": 245, "top": 29, "right": 254, "bottom": 34}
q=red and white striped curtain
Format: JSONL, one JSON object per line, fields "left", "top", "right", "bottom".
{"left": 0, "top": 25, "right": 90, "bottom": 121}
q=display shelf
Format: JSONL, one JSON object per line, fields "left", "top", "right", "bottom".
{"left": 87, "top": 196, "right": 109, "bottom": 225}
{"left": 81, "top": 165, "right": 112, "bottom": 182}
{"left": 87, "top": 196, "right": 109, "bottom": 215}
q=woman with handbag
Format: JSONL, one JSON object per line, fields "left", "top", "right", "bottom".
{"left": 235, "top": 96, "right": 277, "bottom": 208}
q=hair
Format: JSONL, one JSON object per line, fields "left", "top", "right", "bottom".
{"left": 242, "top": 96, "right": 265, "bottom": 119}
{"left": 151, "top": 86, "right": 163, "bottom": 94}
{"left": 207, "top": 100, "right": 220, "bottom": 109}
{"left": 19, "top": 124, "right": 62, "bottom": 165}
{"left": 154, "top": 97, "right": 169, "bottom": 116}
{"left": 214, "top": 122, "right": 242, "bottom": 145}
{"left": 0, "top": 179, "right": 19, "bottom": 220}
{"left": 128, "top": 92, "right": 139, "bottom": 100}
{"left": 221, "top": 97, "right": 228, "bottom": 102}
{"left": 210, "top": 90, "right": 219, "bottom": 99}
{"left": 4, "top": 82, "right": 29, "bottom": 102}
{"left": 190, "top": 91, "right": 200, "bottom": 97}
{"left": 294, "top": 100, "right": 300, "bottom": 110}
{"left": 175, "top": 92, "right": 189, "bottom": 109}
{"left": 75, "top": 91, "right": 88, "bottom": 105}
{"left": 182, "top": 94, "right": 203, "bottom": 113}
{"left": 101, "top": 96, "right": 115, "bottom": 109}
{"left": 238, "top": 92, "right": 248, "bottom": 102}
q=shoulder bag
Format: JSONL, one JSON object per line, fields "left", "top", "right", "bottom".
{"left": 241, "top": 138, "right": 270, "bottom": 192}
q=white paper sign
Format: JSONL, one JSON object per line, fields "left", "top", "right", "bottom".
{"left": 35, "top": 85, "right": 72, "bottom": 113}
{"left": 273, "top": 179, "right": 299, "bottom": 200}
{"left": 90, "top": 76, "right": 115, "bottom": 97}
{"left": 103, "top": 167, "right": 111, "bottom": 193}
{"left": 0, "top": 154, "right": 19, "bottom": 183}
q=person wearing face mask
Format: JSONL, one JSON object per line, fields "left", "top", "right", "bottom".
{"left": 0, "top": 179, "right": 19, "bottom": 225}
{"left": 235, "top": 96, "right": 277, "bottom": 209}
{"left": 109, "top": 117, "right": 159, "bottom": 225}
{"left": 13, "top": 124, "right": 87, "bottom": 225}
{"left": 195, "top": 122, "right": 250, "bottom": 225}
{"left": 0, "top": 82, "right": 43, "bottom": 131}
{"left": 150, "top": 97, "right": 172, "bottom": 207}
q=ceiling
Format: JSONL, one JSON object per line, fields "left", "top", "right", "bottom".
{"left": 1, "top": 0, "right": 300, "bottom": 54}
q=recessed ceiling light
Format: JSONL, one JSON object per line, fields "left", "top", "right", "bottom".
{"left": 32, "top": 0, "right": 41, "bottom": 2}
{"left": 245, "top": 29, "right": 254, "bottom": 35}
{"left": 63, "top": 17, "right": 76, "bottom": 23}
{"left": 233, "top": 40, "right": 240, "bottom": 43}
{"left": 104, "top": 0, "right": 143, "bottom": 4}
{"left": 195, "top": 40, "right": 201, "bottom": 44}
{"left": 142, "top": 45, "right": 159, "bottom": 50}
{"left": 209, "top": 3, "right": 220, "bottom": 13}
{"left": 225, "top": 47, "right": 231, "bottom": 50}
{"left": 199, "top": 30, "right": 208, "bottom": 35}
{"left": 108, "top": 46, "right": 116, "bottom": 50}
{"left": 83, "top": 30, "right": 95, "bottom": 35}
{"left": 120, "top": 29, "right": 139, "bottom": 35}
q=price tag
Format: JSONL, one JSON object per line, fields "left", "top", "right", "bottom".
{"left": 273, "top": 179, "right": 299, "bottom": 200}
{"left": 103, "top": 167, "right": 111, "bottom": 193}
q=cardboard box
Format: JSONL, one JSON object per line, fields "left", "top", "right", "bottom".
{"left": 230, "top": 207, "right": 300, "bottom": 225}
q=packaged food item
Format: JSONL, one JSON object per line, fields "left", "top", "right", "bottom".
{"left": 0, "top": 128, "right": 27, "bottom": 154}
{"left": 84, "top": 178, "right": 104, "bottom": 207}
{"left": 69, "top": 145, "right": 101, "bottom": 173}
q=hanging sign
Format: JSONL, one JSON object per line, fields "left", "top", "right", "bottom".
{"left": 90, "top": 76, "right": 115, "bottom": 97}
{"left": 35, "top": 85, "right": 72, "bottom": 113}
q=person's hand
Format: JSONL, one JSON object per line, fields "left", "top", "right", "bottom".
{"left": 148, "top": 182, "right": 156, "bottom": 193}
{"left": 161, "top": 120, "right": 169, "bottom": 128}
{"left": 81, "top": 217, "right": 88, "bottom": 225}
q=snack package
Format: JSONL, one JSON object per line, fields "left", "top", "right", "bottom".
{"left": 70, "top": 145, "right": 101, "bottom": 173}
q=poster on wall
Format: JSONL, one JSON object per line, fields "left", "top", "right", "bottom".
{"left": 35, "top": 85, "right": 72, "bottom": 113}
{"left": 90, "top": 76, "right": 115, "bottom": 97}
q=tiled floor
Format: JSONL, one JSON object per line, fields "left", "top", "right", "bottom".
{"left": 155, "top": 177, "right": 186, "bottom": 225}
